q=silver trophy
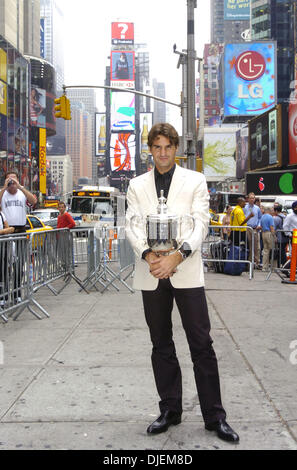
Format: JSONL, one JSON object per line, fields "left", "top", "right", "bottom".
{"left": 131, "top": 190, "right": 195, "bottom": 254}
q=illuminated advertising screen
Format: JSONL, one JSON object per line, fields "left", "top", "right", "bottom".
{"left": 246, "top": 170, "right": 297, "bottom": 196}
{"left": 110, "top": 92, "right": 135, "bottom": 132}
{"left": 111, "top": 22, "right": 134, "bottom": 45}
{"left": 203, "top": 129, "right": 237, "bottom": 177}
{"left": 236, "top": 126, "right": 249, "bottom": 179}
{"left": 110, "top": 132, "right": 136, "bottom": 172}
{"left": 30, "top": 86, "right": 46, "bottom": 128}
{"left": 249, "top": 105, "right": 283, "bottom": 171}
{"left": 110, "top": 51, "right": 135, "bottom": 89}
{"left": 223, "top": 42, "right": 276, "bottom": 119}
{"left": 289, "top": 101, "right": 297, "bottom": 165}
{"left": 224, "top": 0, "right": 250, "bottom": 20}
{"left": 95, "top": 113, "right": 106, "bottom": 156}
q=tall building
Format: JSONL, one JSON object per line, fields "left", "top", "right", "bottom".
{"left": 23, "top": 0, "right": 41, "bottom": 57}
{"left": 0, "top": 0, "right": 24, "bottom": 53}
{"left": 47, "top": 153, "right": 73, "bottom": 197}
{"left": 65, "top": 103, "right": 92, "bottom": 186}
{"left": 40, "top": 0, "right": 64, "bottom": 91}
{"left": 67, "top": 88, "right": 97, "bottom": 182}
{"left": 251, "top": 0, "right": 296, "bottom": 102}
{"left": 202, "top": 43, "right": 224, "bottom": 126}
{"left": 152, "top": 79, "right": 166, "bottom": 124}
{"left": 210, "top": 0, "right": 250, "bottom": 43}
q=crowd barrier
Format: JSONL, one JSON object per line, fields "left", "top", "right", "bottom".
{"left": 0, "top": 226, "right": 135, "bottom": 323}
{"left": 202, "top": 225, "right": 254, "bottom": 279}
{"left": 265, "top": 229, "right": 294, "bottom": 281}
{"left": 4, "top": 223, "right": 294, "bottom": 323}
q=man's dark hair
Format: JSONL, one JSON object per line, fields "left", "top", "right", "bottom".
{"left": 274, "top": 204, "right": 282, "bottom": 212}
{"left": 237, "top": 197, "right": 245, "bottom": 204}
{"left": 148, "top": 123, "right": 179, "bottom": 149}
{"left": 5, "top": 168, "right": 19, "bottom": 179}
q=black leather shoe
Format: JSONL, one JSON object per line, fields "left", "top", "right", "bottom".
{"left": 205, "top": 419, "right": 239, "bottom": 442}
{"left": 147, "top": 410, "right": 182, "bottom": 434}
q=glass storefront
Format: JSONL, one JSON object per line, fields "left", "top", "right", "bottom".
{"left": 0, "top": 35, "right": 30, "bottom": 188}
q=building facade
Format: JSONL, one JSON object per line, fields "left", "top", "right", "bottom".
{"left": 47, "top": 153, "right": 73, "bottom": 198}
{"left": 40, "top": 0, "right": 64, "bottom": 91}
{"left": 23, "top": 0, "right": 41, "bottom": 57}
{"left": 65, "top": 102, "right": 92, "bottom": 186}
{"left": 210, "top": 0, "right": 251, "bottom": 43}
{"left": 0, "top": 34, "right": 30, "bottom": 188}
{"left": 67, "top": 88, "right": 97, "bottom": 182}
{"left": 251, "top": 0, "right": 296, "bottom": 102}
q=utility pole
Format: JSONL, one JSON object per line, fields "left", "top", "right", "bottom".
{"left": 187, "top": 0, "right": 197, "bottom": 170}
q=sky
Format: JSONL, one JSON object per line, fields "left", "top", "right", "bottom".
{"left": 61, "top": 0, "right": 211, "bottom": 130}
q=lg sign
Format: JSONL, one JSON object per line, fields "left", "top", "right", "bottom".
{"left": 236, "top": 51, "right": 266, "bottom": 100}
{"left": 224, "top": 42, "right": 276, "bottom": 118}
{"left": 235, "top": 51, "right": 266, "bottom": 81}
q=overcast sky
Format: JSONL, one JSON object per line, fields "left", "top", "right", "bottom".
{"left": 62, "top": 0, "right": 210, "bottom": 129}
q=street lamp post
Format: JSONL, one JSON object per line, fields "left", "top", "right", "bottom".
{"left": 187, "top": 0, "right": 197, "bottom": 171}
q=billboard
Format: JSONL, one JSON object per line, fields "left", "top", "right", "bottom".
{"left": 246, "top": 170, "right": 297, "bottom": 196}
{"left": 249, "top": 104, "right": 285, "bottom": 171}
{"left": 223, "top": 42, "right": 276, "bottom": 119}
{"left": 95, "top": 113, "right": 106, "bottom": 156}
{"left": 110, "top": 51, "right": 135, "bottom": 89}
{"left": 39, "top": 128, "right": 46, "bottom": 194}
{"left": 111, "top": 22, "right": 134, "bottom": 45}
{"left": 289, "top": 100, "right": 297, "bottom": 165}
{"left": 203, "top": 128, "right": 237, "bottom": 178}
{"left": 110, "top": 132, "right": 136, "bottom": 172}
{"left": 110, "top": 92, "right": 135, "bottom": 132}
{"left": 30, "top": 86, "right": 46, "bottom": 128}
{"left": 139, "top": 112, "right": 153, "bottom": 159}
{"left": 236, "top": 126, "right": 249, "bottom": 179}
{"left": 224, "top": 0, "right": 250, "bottom": 20}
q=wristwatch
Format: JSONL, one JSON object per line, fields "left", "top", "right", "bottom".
{"left": 177, "top": 242, "right": 192, "bottom": 261}
{"left": 177, "top": 248, "right": 187, "bottom": 261}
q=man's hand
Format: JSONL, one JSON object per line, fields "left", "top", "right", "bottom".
{"left": 148, "top": 251, "right": 183, "bottom": 279}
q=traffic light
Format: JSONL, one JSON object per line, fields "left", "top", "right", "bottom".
{"left": 54, "top": 95, "right": 71, "bottom": 120}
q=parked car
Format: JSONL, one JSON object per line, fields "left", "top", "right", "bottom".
{"left": 32, "top": 209, "right": 59, "bottom": 228}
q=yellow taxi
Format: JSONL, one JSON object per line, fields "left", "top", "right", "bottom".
{"left": 25, "top": 214, "right": 53, "bottom": 249}
{"left": 209, "top": 210, "right": 226, "bottom": 230}
{"left": 25, "top": 214, "right": 53, "bottom": 233}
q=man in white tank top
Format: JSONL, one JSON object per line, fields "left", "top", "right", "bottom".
{"left": 0, "top": 169, "right": 37, "bottom": 233}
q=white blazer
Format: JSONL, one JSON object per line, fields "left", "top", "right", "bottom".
{"left": 125, "top": 165, "right": 210, "bottom": 291}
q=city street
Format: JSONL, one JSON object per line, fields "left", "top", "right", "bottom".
{"left": 0, "top": 268, "right": 296, "bottom": 451}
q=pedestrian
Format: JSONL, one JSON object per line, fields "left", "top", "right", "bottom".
{"left": 57, "top": 202, "right": 76, "bottom": 229}
{"left": 243, "top": 192, "right": 262, "bottom": 268}
{"left": 273, "top": 204, "right": 287, "bottom": 267}
{"left": 260, "top": 207, "right": 275, "bottom": 271}
{"left": 221, "top": 205, "right": 232, "bottom": 240}
{"left": 283, "top": 201, "right": 297, "bottom": 236}
{"left": 229, "top": 197, "right": 254, "bottom": 247}
{"left": 0, "top": 205, "right": 15, "bottom": 236}
{"left": 126, "top": 122, "right": 239, "bottom": 443}
{"left": 0, "top": 169, "right": 37, "bottom": 303}
{"left": 0, "top": 205, "right": 15, "bottom": 305}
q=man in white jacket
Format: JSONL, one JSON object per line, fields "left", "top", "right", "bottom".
{"left": 126, "top": 123, "right": 239, "bottom": 443}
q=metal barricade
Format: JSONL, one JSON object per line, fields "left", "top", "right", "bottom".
{"left": 100, "top": 238, "right": 135, "bottom": 294}
{"left": 0, "top": 234, "right": 29, "bottom": 322}
{"left": 202, "top": 225, "right": 254, "bottom": 279}
{"left": 1, "top": 229, "right": 88, "bottom": 322}
{"left": 77, "top": 226, "right": 134, "bottom": 294}
{"left": 266, "top": 230, "right": 293, "bottom": 281}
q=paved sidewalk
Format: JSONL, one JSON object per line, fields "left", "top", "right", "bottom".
{"left": 0, "top": 268, "right": 296, "bottom": 450}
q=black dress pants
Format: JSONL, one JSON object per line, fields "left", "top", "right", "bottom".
{"left": 142, "top": 278, "right": 226, "bottom": 426}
